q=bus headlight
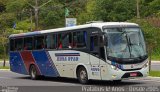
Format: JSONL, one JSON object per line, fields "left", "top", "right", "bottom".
{"left": 111, "top": 65, "right": 119, "bottom": 71}
{"left": 143, "top": 62, "right": 148, "bottom": 68}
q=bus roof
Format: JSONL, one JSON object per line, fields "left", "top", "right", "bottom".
{"left": 9, "top": 22, "right": 139, "bottom": 38}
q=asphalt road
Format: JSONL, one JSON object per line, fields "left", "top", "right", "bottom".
{"left": 151, "top": 61, "right": 160, "bottom": 71}
{"left": 0, "top": 70, "right": 160, "bottom": 92}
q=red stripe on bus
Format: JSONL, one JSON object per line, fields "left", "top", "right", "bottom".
{"left": 20, "top": 51, "right": 41, "bottom": 75}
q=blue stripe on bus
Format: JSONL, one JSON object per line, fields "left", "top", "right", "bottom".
{"left": 55, "top": 53, "right": 80, "bottom": 56}
{"left": 32, "top": 50, "right": 59, "bottom": 77}
{"left": 46, "top": 51, "right": 60, "bottom": 76}
{"left": 10, "top": 52, "right": 28, "bottom": 75}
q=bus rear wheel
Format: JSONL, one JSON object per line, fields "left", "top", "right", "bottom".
{"left": 77, "top": 67, "right": 88, "bottom": 84}
{"left": 29, "top": 65, "right": 38, "bottom": 80}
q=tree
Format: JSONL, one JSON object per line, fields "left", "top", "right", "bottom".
{"left": 6, "top": 0, "right": 27, "bottom": 20}
{"left": 24, "top": 0, "right": 53, "bottom": 30}
{"left": 0, "top": 13, "right": 15, "bottom": 67}
{"left": 0, "top": 0, "right": 6, "bottom": 13}
{"left": 149, "top": 0, "right": 160, "bottom": 16}
{"left": 78, "top": 0, "right": 137, "bottom": 24}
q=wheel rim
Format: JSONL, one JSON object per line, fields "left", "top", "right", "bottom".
{"left": 31, "top": 67, "right": 36, "bottom": 79}
{"left": 80, "top": 70, "right": 87, "bottom": 81}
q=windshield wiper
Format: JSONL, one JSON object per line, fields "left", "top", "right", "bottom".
{"left": 122, "top": 29, "right": 132, "bottom": 58}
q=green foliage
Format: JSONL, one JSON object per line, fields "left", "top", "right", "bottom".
{"left": 0, "top": 66, "right": 10, "bottom": 69}
{"left": 149, "top": 71, "right": 160, "bottom": 77}
{"left": 0, "top": 12, "right": 16, "bottom": 28}
{"left": 6, "top": 0, "right": 26, "bottom": 12}
{"left": 78, "top": 0, "right": 136, "bottom": 23}
{"left": 16, "top": 19, "right": 34, "bottom": 32}
{"left": 43, "top": 11, "right": 63, "bottom": 28}
{"left": 0, "top": 1, "right": 6, "bottom": 12}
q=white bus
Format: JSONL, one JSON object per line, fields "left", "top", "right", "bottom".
{"left": 9, "top": 22, "right": 148, "bottom": 84}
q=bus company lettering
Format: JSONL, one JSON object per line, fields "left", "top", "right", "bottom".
{"left": 55, "top": 53, "right": 80, "bottom": 61}
{"left": 57, "top": 56, "right": 79, "bottom": 61}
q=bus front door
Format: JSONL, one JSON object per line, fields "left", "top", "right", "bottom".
{"left": 89, "top": 35, "right": 101, "bottom": 79}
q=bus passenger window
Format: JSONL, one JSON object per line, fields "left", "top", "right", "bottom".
{"left": 90, "top": 36, "right": 98, "bottom": 51}
{"left": 24, "top": 37, "right": 33, "bottom": 50}
{"left": 10, "top": 39, "right": 15, "bottom": 51}
{"left": 61, "top": 33, "right": 72, "bottom": 49}
{"left": 73, "top": 31, "right": 87, "bottom": 48}
{"left": 53, "top": 34, "right": 57, "bottom": 49}
{"left": 15, "top": 38, "right": 23, "bottom": 51}
{"left": 73, "top": 32, "right": 77, "bottom": 48}
{"left": 69, "top": 33, "right": 72, "bottom": 48}
{"left": 34, "top": 36, "right": 45, "bottom": 50}
{"left": 45, "top": 34, "right": 57, "bottom": 49}
{"left": 58, "top": 34, "right": 62, "bottom": 49}
{"left": 45, "top": 35, "right": 52, "bottom": 49}
{"left": 99, "top": 36, "right": 105, "bottom": 60}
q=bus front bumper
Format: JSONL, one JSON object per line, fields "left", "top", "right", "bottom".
{"left": 106, "top": 65, "right": 149, "bottom": 81}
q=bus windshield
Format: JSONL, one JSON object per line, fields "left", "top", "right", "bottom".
{"left": 104, "top": 27, "right": 147, "bottom": 59}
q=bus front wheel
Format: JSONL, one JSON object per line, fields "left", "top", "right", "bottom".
{"left": 113, "top": 80, "right": 122, "bottom": 83}
{"left": 29, "top": 65, "right": 38, "bottom": 80}
{"left": 77, "top": 67, "right": 88, "bottom": 84}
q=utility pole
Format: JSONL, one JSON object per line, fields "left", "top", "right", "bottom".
{"left": 25, "top": 0, "right": 52, "bottom": 31}
{"left": 30, "top": 9, "right": 33, "bottom": 31}
{"left": 136, "top": 0, "right": 140, "bottom": 18}
{"left": 35, "top": 0, "right": 38, "bottom": 30}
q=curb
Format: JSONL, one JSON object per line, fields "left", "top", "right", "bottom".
{"left": 148, "top": 76, "right": 160, "bottom": 78}
{"left": 151, "top": 61, "right": 160, "bottom": 63}
{"left": 0, "top": 69, "right": 10, "bottom": 71}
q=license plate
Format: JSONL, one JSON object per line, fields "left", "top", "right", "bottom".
{"left": 130, "top": 72, "right": 137, "bottom": 77}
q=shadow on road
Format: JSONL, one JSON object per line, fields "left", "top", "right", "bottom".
{"left": 16, "top": 76, "right": 144, "bottom": 86}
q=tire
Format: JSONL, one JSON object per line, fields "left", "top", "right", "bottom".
{"left": 77, "top": 67, "right": 89, "bottom": 84}
{"left": 29, "top": 65, "right": 38, "bottom": 80}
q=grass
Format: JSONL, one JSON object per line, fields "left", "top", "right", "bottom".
{"left": 151, "top": 55, "right": 160, "bottom": 61}
{"left": 149, "top": 71, "right": 160, "bottom": 77}
{"left": 0, "top": 66, "right": 10, "bottom": 69}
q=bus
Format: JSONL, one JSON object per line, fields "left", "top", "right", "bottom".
{"left": 9, "top": 22, "right": 149, "bottom": 84}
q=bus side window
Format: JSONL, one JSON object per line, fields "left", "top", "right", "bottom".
{"left": 73, "top": 31, "right": 87, "bottom": 48}
{"left": 45, "top": 34, "right": 57, "bottom": 49}
{"left": 53, "top": 34, "right": 57, "bottom": 49}
{"left": 61, "top": 33, "right": 72, "bottom": 49}
{"left": 69, "top": 33, "right": 72, "bottom": 48}
{"left": 99, "top": 36, "right": 105, "bottom": 60}
{"left": 73, "top": 32, "right": 77, "bottom": 48}
{"left": 15, "top": 38, "right": 23, "bottom": 51}
{"left": 34, "top": 36, "right": 45, "bottom": 50}
{"left": 90, "top": 35, "right": 98, "bottom": 55}
{"left": 24, "top": 37, "right": 33, "bottom": 50}
{"left": 45, "top": 35, "right": 51, "bottom": 49}
{"left": 10, "top": 39, "right": 15, "bottom": 51}
{"left": 58, "top": 34, "right": 62, "bottom": 49}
